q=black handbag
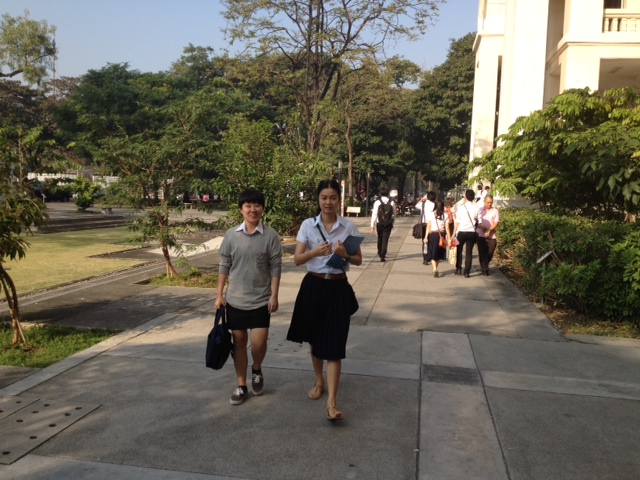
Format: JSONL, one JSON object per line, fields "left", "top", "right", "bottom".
{"left": 413, "top": 202, "right": 429, "bottom": 239}
{"left": 412, "top": 223, "right": 422, "bottom": 239}
{"left": 205, "top": 306, "right": 233, "bottom": 370}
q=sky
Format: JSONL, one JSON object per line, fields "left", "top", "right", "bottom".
{"left": 3, "top": 0, "right": 479, "bottom": 79}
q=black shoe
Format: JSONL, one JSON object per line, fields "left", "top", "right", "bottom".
{"left": 230, "top": 386, "right": 248, "bottom": 405}
{"left": 455, "top": 268, "right": 462, "bottom": 275}
{"left": 483, "top": 269, "right": 490, "bottom": 276}
{"left": 464, "top": 271, "right": 470, "bottom": 278}
{"left": 380, "top": 257, "right": 386, "bottom": 262}
{"left": 251, "top": 370, "right": 264, "bottom": 396}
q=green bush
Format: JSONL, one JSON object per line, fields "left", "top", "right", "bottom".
{"left": 496, "top": 209, "right": 640, "bottom": 323}
{"left": 71, "top": 177, "right": 103, "bottom": 211}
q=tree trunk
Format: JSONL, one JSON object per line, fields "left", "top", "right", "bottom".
{"left": 161, "top": 246, "right": 182, "bottom": 279}
{"left": 0, "top": 265, "right": 28, "bottom": 346}
{"left": 345, "top": 113, "right": 354, "bottom": 199}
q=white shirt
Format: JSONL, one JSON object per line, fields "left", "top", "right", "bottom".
{"left": 297, "top": 214, "right": 361, "bottom": 274}
{"left": 454, "top": 201, "right": 480, "bottom": 233}
{"left": 427, "top": 212, "right": 450, "bottom": 233}
{"left": 416, "top": 200, "right": 434, "bottom": 224}
{"left": 370, "top": 196, "right": 395, "bottom": 228}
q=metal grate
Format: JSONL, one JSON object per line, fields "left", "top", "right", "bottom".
{"left": 0, "top": 396, "right": 100, "bottom": 464}
{"left": 423, "top": 364, "right": 481, "bottom": 386}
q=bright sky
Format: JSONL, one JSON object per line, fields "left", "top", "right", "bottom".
{"left": 3, "top": 0, "right": 478, "bottom": 78}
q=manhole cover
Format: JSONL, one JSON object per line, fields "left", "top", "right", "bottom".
{"left": 423, "top": 364, "right": 481, "bottom": 386}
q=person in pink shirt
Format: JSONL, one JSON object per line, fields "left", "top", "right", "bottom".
{"left": 476, "top": 195, "right": 500, "bottom": 276}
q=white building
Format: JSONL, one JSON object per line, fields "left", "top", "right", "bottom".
{"left": 470, "top": 0, "right": 640, "bottom": 170}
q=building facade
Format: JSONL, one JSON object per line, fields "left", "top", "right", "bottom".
{"left": 470, "top": 0, "right": 640, "bottom": 169}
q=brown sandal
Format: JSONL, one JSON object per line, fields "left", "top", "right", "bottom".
{"left": 327, "top": 405, "right": 343, "bottom": 421}
{"left": 308, "top": 384, "right": 324, "bottom": 400}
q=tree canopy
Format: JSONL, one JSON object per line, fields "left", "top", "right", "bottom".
{"left": 0, "top": 11, "right": 57, "bottom": 86}
{"left": 472, "top": 87, "right": 640, "bottom": 219}
{"left": 412, "top": 32, "right": 476, "bottom": 190}
{"left": 221, "top": 0, "right": 444, "bottom": 152}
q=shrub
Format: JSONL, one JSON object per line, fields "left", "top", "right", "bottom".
{"left": 496, "top": 209, "right": 640, "bottom": 324}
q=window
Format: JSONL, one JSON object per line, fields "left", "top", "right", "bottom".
{"left": 604, "top": 0, "right": 622, "bottom": 9}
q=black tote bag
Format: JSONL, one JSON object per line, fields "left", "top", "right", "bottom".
{"left": 205, "top": 306, "right": 233, "bottom": 370}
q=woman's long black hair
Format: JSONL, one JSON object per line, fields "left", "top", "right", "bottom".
{"left": 434, "top": 200, "right": 445, "bottom": 220}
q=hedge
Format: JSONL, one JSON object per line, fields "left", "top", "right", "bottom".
{"left": 495, "top": 209, "right": 640, "bottom": 324}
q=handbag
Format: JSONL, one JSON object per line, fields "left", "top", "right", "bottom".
{"left": 205, "top": 306, "right": 233, "bottom": 370}
{"left": 412, "top": 202, "right": 428, "bottom": 239}
{"left": 438, "top": 232, "right": 447, "bottom": 249}
{"left": 448, "top": 243, "right": 457, "bottom": 264}
{"left": 347, "top": 283, "right": 359, "bottom": 316}
{"left": 412, "top": 223, "right": 422, "bottom": 239}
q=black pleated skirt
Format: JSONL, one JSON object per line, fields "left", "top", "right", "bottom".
{"left": 425, "top": 231, "right": 447, "bottom": 262}
{"left": 286, "top": 273, "right": 354, "bottom": 360}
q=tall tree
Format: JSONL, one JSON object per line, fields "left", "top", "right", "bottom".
{"left": 325, "top": 57, "right": 420, "bottom": 198}
{"left": 0, "top": 11, "right": 57, "bottom": 86}
{"left": 413, "top": 32, "right": 476, "bottom": 190}
{"left": 221, "top": 0, "right": 444, "bottom": 153}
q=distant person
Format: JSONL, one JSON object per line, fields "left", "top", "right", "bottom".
{"left": 475, "top": 184, "right": 483, "bottom": 202}
{"left": 476, "top": 194, "right": 500, "bottom": 276}
{"left": 416, "top": 191, "right": 436, "bottom": 265}
{"left": 479, "top": 185, "right": 490, "bottom": 203}
{"left": 453, "top": 189, "right": 480, "bottom": 278}
{"left": 370, "top": 188, "right": 395, "bottom": 262}
{"left": 287, "top": 180, "right": 362, "bottom": 422}
{"left": 216, "top": 189, "right": 282, "bottom": 405}
{"left": 444, "top": 197, "right": 456, "bottom": 240}
{"left": 423, "top": 200, "right": 451, "bottom": 277}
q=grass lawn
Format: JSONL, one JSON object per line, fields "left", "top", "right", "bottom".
{"left": 0, "top": 325, "right": 120, "bottom": 368}
{"left": 5, "top": 227, "right": 146, "bottom": 294}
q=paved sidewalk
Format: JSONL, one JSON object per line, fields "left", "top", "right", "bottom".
{"left": 1, "top": 216, "right": 639, "bottom": 479}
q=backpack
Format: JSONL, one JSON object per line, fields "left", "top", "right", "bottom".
{"left": 377, "top": 200, "right": 394, "bottom": 227}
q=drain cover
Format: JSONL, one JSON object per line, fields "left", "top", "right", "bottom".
{"left": 0, "top": 396, "right": 100, "bottom": 464}
{"left": 423, "top": 364, "right": 481, "bottom": 386}
{"left": 0, "top": 396, "right": 39, "bottom": 421}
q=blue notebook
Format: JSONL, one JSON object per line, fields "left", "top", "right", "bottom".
{"left": 325, "top": 235, "right": 364, "bottom": 270}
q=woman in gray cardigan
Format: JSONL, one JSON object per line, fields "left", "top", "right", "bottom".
{"left": 215, "top": 189, "right": 282, "bottom": 406}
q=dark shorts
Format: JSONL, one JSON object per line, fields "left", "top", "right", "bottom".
{"left": 226, "top": 304, "right": 270, "bottom": 330}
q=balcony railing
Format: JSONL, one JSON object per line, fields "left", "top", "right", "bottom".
{"left": 603, "top": 9, "right": 640, "bottom": 32}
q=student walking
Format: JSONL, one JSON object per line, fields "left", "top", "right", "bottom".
{"left": 452, "top": 189, "right": 480, "bottom": 278}
{"left": 370, "top": 188, "right": 395, "bottom": 262}
{"left": 215, "top": 189, "right": 282, "bottom": 405}
{"left": 287, "top": 180, "right": 363, "bottom": 421}
{"left": 423, "top": 200, "right": 451, "bottom": 277}
{"left": 416, "top": 191, "right": 436, "bottom": 265}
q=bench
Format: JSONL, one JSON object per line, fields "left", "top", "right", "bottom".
{"left": 346, "top": 206, "right": 361, "bottom": 217}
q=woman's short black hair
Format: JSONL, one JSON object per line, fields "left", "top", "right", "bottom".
{"left": 238, "top": 189, "right": 265, "bottom": 208}
{"left": 316, "top": 179, "right": 341, "bottom": 197}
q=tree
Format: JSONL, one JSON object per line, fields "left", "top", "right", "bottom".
{"left": 221, "top": 0, "right": 444, "bottom": 153}
{"left": 0, "top": 126, "right": 49, "bottom": 346}
{"left": 0, "top": 11, "right": 57, "bottom": 86}
{"left": 413, "top": 32, "right": 476, "bottom": 190}
{"left": 324, "top": 57, "right": 419, "bottom": 199}
{"left": 214, "top": 115, "right": 328, "bottom": 235}
{"left": 472, "top": 87, "right": 640, "bottom": 219}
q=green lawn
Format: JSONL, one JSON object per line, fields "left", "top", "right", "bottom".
{"left": 0, "top": 325, "right": 120, "bottom": 368}
{"left": 6, "top": 227, "right": 146, "bottom": 294}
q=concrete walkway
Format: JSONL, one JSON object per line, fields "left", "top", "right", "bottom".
{"left": 1, "top": 216, "right": 639, "bottom": 479}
